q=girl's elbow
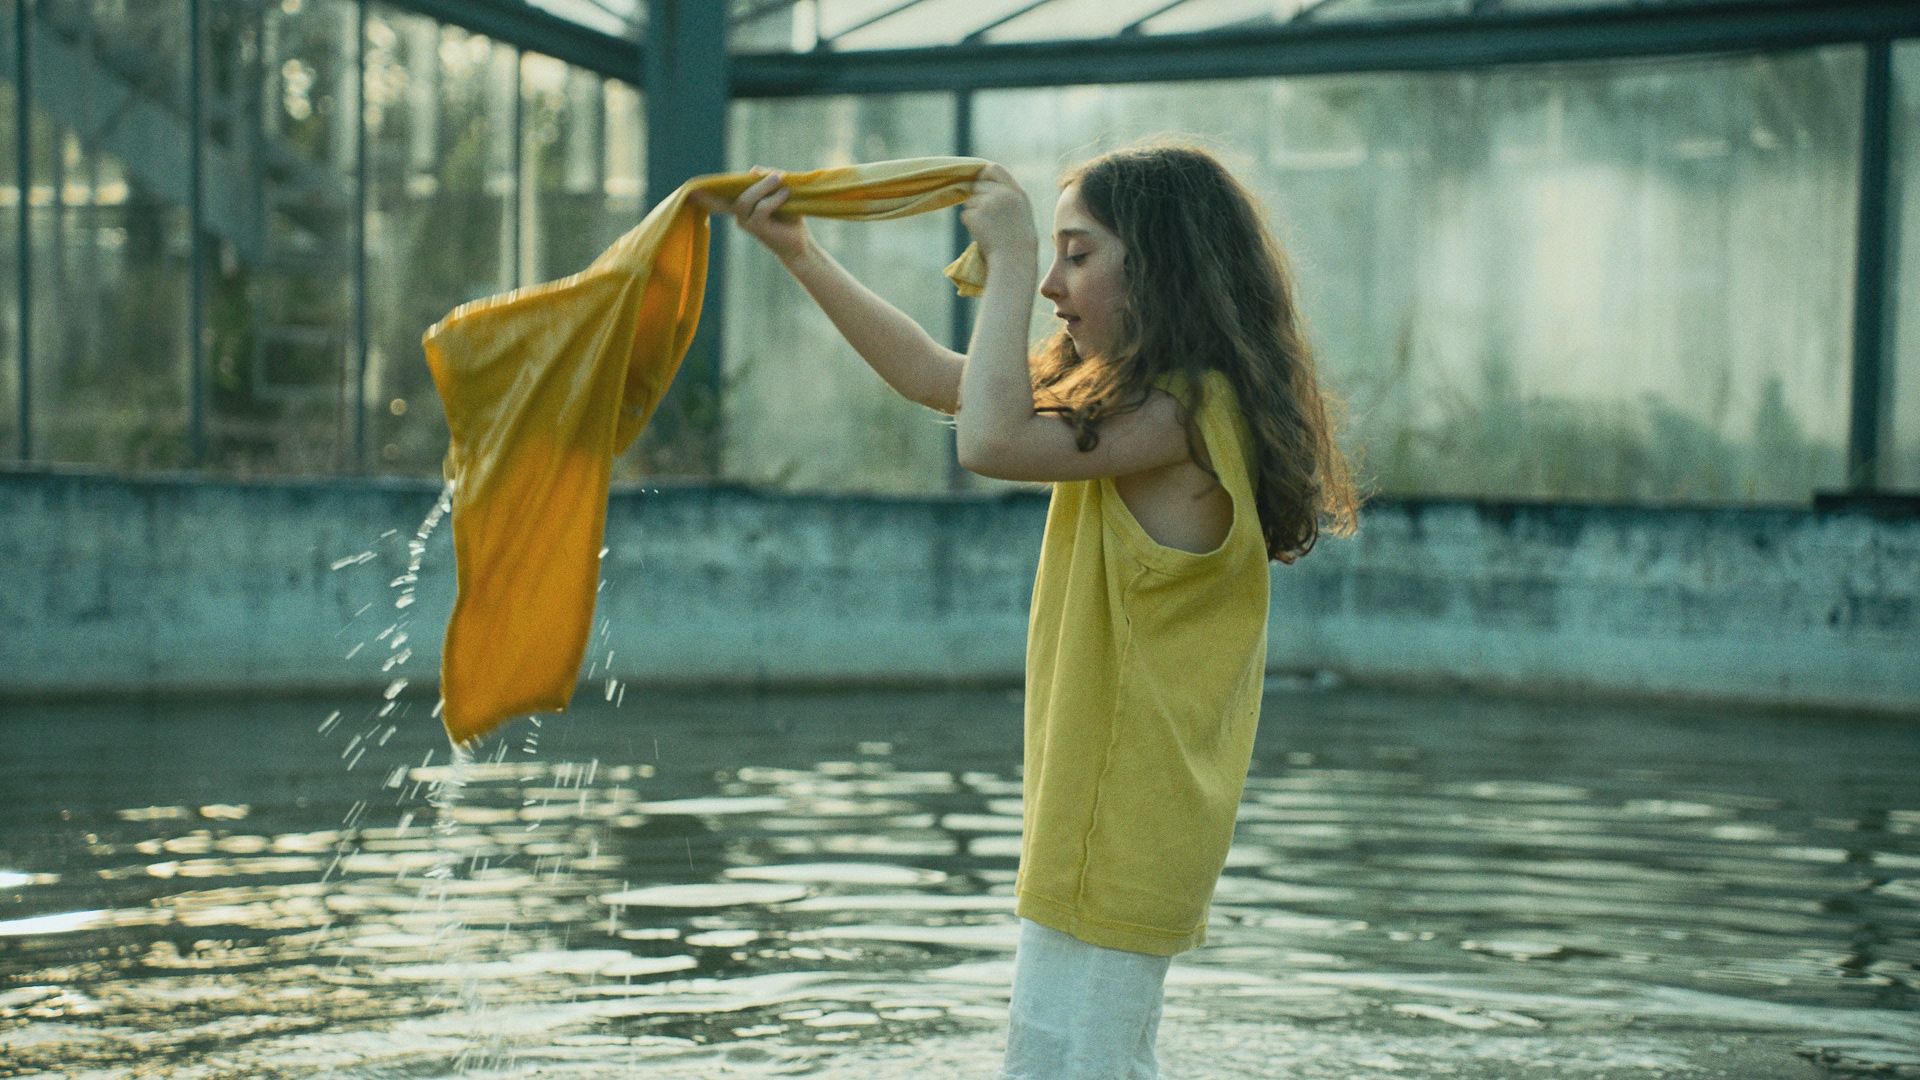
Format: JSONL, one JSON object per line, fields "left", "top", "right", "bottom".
{"left": 954, "top": 432, "right": 1009, "bottom": 478}
{"left": 954, "top": 436, "right": 990, "bottom": 476}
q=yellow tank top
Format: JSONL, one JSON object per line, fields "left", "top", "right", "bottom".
{"left": 1016, "top": 369, "right": 1270, "bottom": 956}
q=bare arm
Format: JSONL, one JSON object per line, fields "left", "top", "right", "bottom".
{"left": 781, "top": 239, "right": 963, "bottom": 414}
{"left": 696, "top": 171, "right": 963, "bottom": 414}
{"left": 951, "top": 166, "right": 1190, "bottom": 482}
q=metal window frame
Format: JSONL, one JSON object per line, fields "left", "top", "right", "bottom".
{"left": 378, "top": 0, "right": 1920, "bottom": 94}
{"left": 731, "top": 1, "right": 1920, "bottom": 95}
{"left": 12, "top": 0, "right": 1912, "bottom": 486}
{"left": 370, "top": 0, "right": 1919, "bottom": 491}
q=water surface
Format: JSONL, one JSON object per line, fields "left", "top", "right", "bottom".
{"left": 2, "top": 687, "right": 1916, "bottom": 1078}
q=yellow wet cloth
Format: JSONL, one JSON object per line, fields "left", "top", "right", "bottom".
{"left": 424, "top": 157, "right": 989, "bottom": 744}
{"left": 1017, "top": 371, "right": 1271, "bottom": 956}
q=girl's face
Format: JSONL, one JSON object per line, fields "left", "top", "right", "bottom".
{"left": 1040, "top": 183, "right": 1126, "bottom": 362}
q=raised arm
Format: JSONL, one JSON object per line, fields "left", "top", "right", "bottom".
{"left": 951, "top": 165, "right": 1191, "bottom": 483}
{"left": 695, "top": 170, "right": 964, "bottom": 414}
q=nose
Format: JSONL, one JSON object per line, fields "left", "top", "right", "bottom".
{"left": 1039, "top": 256, "right": 1066, "bottom": 302}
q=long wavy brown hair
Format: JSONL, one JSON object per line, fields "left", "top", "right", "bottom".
{"left": 1032, "top": 142, "right": 1360, "bottom": 563}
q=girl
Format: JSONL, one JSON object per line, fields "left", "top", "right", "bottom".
{"left": 700, "top": 143, "right": 1358, "bottom": 1080}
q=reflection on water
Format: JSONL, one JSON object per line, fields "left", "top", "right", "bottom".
{"left": 1, "top": 688, "right": 1916, "bottom": 1078}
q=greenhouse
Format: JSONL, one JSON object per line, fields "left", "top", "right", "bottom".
{"left": 5, "top": 6, "right": 1920, "bottom": 1078}
{"left": 6, "top": 0, "right": 1916, "bottom": 501}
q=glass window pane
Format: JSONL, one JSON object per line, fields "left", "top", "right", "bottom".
{"left": 518, "top": 54, "right": 641, "bottom": 287}
{"left": 23, "top": 0, "right": 194, "bottom": 469}
{"left": 976, "top": 49, "right": 1862, "bottom": 504}
{"left": 720, "top": 92, "right": 958, "bottom": 494}
{"left": 1887, "top": 40, "right": 1920, "bottom": 491}
{"left": 208, "top": 0, "right": 361, "bottom": 475}
{"left": 365, "top": 9, "right": 521, "bottom": 477}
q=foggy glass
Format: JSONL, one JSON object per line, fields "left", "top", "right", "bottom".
{"left": 362, "top": 11, "right": 513, "bottom": 477}
{"left": 1888, "top": 41, "right": 1920, "bottom": 491}
{"left": 721, "top": 93, "right": 959, "bottom": 494}
{"left": 362, "top": 8, "right": 642, "bottom": 478}
{"left": 2, "top": 2, "right": 1903, "bottom": 505}
{"left": 977, "top": 49, "right": 1863, "bottom": 505}
{"left": 5, "top": 0, "right": 195, "bottom": 469}
{"left": 209, "top": 0, "right": 362, "bottom": 474}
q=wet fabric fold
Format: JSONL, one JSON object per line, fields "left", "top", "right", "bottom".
{"left": 423, "top": 156, "right": 990, "bottom": 744}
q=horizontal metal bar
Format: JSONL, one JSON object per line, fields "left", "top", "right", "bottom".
{"left": 732, "top": 0, "right": 1920, "bottom": 97}
{"left": 378, "top": 0, "right": 640, "bottom": 77}
{"left": 379, "top": 0, "right": 1920, "bottom": 97}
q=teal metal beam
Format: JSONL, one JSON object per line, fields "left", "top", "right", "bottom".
{"left": 731, "top": 0, "right": 1920, "bottom": 96}
{"left": 188, "top": 0, "right": 205, "bottom": 467}
{"left": 377, "top": 0, "right": 1920, "bottom": 99}
{"left": 380, "top": 0, "right": 638, "bottom": 77}
{"left": 645, "top": 0, "right": 728, "bottom": 466}
{"left": 14, "top": 0, "right": 30, "bottom": 462}
{"left": 1848, "top": 40, "right": 1895, "bottom": 492}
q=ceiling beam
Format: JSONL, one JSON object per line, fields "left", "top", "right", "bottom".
{"left": 731, "top": 0, "right": 1920, "bottom": 97}
{"left": 380, "top": 0, "right": 1920, "bottom": 98}
{"left": 380, "top": 0, "right": 640, "bottom": 77}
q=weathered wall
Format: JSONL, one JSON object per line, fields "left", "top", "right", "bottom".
{"left": 2, "top": 469, "right": 1914, "bottom": 713}
{"left": 1272, "top": 501, "right": 1918, "bottom": 712}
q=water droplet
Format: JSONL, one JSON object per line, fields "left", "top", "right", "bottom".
{"left": 384, "top": 679, "right": 409, "bottom": 700}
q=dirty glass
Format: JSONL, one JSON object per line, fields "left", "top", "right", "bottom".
{"left": 202, "top": 0, "right": 363, "bottom": 475}
{"left": 362, "top": 11, "right": 516, "bottom": 478}
{"left": 364, "top": 6, "right": 643, "bottom": 479}
{"left": 977, "top": 48, "right": 1863, "bottom": 505}
{"left": 1887, "top": 40, "right": 1920, "bottom": 491}
{"left": 721, "top": 93, "right": 960, "bottom": 494}
{"left": 6, "top": 0, "right": 195, "bottom": 470}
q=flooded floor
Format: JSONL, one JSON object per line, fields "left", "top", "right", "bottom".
{"left": 1, "top": 686, "right": 1916, "bottom": 1078}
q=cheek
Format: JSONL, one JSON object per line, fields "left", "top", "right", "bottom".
{"left": 1092, "top": 270, "right": 1126, "bottom": 322}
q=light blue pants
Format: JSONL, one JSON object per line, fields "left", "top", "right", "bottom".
{"left": 998, "top": 918, "right": 1173, "bottom": 1080}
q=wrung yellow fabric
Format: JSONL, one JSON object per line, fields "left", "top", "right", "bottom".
{"left": 424, "top": 157, "right": 989, "bottom": 744}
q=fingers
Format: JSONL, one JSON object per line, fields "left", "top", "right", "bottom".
{"left": 733, "top": 170, "right": 787, "bottom": 221}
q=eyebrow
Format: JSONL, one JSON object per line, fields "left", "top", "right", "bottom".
{"left": 1053, "top": 227, "right": 1093, "bottom": 240}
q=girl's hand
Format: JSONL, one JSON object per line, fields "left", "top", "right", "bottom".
{"left": 959, "top": 163, "right": 1037, "bottom": 262}
{"left": 694, "top": 167, "right": 810, "bottom": 264}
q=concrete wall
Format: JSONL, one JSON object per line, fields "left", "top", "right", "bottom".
{"left": 2, "top": 469, "right": 1915, "bottom": 713}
